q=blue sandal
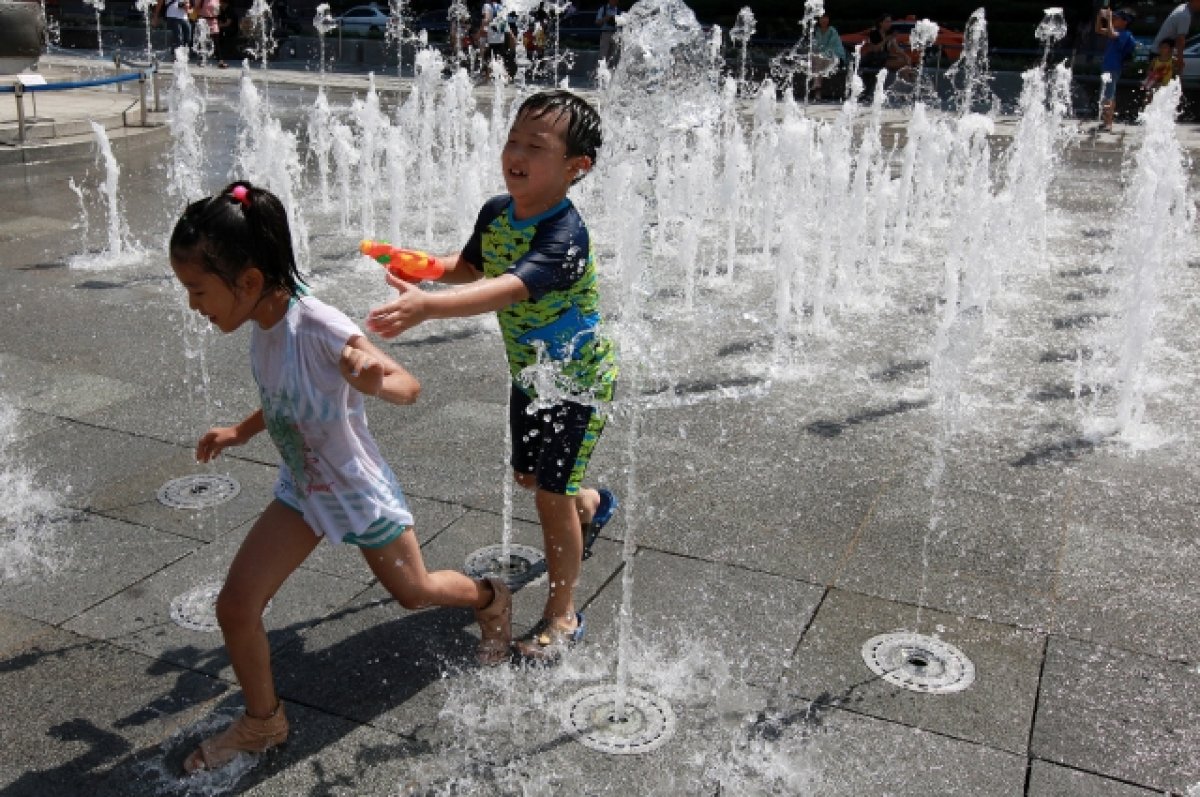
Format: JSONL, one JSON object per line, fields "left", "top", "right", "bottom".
{"left": 582, "top": 488, "right": 618, "bottom": 560}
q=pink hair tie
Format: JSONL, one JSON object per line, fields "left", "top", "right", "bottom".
{"left": 231, "top": 185, "right": 251, "bottom": 207}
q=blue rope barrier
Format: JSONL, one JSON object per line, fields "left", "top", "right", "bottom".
{"left": 0, "top": 72, "right": 143, "bottom": 94}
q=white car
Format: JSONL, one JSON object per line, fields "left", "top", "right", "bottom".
{"left": 335, "top": 4, "right": 390, "bottom": 36}
{"left": 1182, "top": 32, "right": 1200, "bottom": 91}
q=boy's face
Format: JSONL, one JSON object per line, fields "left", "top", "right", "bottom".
{"left": 502, "top": 109, "right": 591, "bottom": 214}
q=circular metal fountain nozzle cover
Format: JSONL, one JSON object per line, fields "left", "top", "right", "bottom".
{"left": 463, "top": 543, "right": 546, "bottom": 590}
{"left": 861, "top": 632, "right": 975, "bottom": 694}
{"left": 170, "top": 581, "right": 272, "bottom": 632}
{"left": 562, "top": 685, "right": 677, "bottom": 756}
{"left": 157, "top": 474, "right": 241, "bottom": 510}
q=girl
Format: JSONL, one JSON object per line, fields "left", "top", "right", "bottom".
{"left": 170, "top": 181, "right": 512, "bottom": 774}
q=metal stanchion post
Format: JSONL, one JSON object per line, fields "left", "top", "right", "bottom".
{"left": 14, "top": 82, "right": 26, "bottom": 144}
{"left": 138, "top": 72, "right": 148, "bottom": 126}
{"left": 152, "top": 60, "right": 161, "bottom": 111}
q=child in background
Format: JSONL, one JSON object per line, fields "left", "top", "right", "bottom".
{"left": 366, "top": 90, "right": 619, "bottom": 662}
{"left": 1142, "top": 39, "right": 1176, "bottom": 92}
{"left": 1095, "top": 7, "right": 1137, "bottom": 132}
{"left": 170, "top": 181, "right": 512, "bottom": 774}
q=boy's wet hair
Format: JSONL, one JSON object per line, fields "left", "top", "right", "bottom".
{"left": 169, "top": 180, "right": 303, "bottom": 296}
{"left": 516, "top": 90, "right": 603, "bottom": 168}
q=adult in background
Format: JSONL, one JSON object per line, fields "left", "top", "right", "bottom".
{"left": 1151, "top": 0, "right": 1200, "bottom": 74}
{"left": 860, "top": 14, "right": 892, "bottom": 69}
{"left": 152, "top": 0, "right": 192, "bottom": 53}
{"left": 809, "top": 12, "right": 846, "bottom": 100}
{"left": 481, "top": 0, "right": 512, "bottom": 77}
{"left": 215, "top": 0, "right": 239, "bottom": 68}
{"left": 596, "top": 0, "right": 619, "bottom": 67}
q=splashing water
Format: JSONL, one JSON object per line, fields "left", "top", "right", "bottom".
{"left": 167, "top": 48, "right": 207, "bottom": 201}
{"left": 0, "top": 405, "right": 64, "bottom": 583}
{"left": 1086, "top": 80, "right": 1194, "bottom": 446}
{"left": 314, "top": 3, "right": 336, "bottom": 77}
{"left": 1035, "top": 6, "right": 1068, "bottom": 65}
{"left": 82, "top": 0, "right": 104, "bottom": 55}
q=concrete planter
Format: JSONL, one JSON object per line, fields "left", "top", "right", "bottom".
{"left": 0, "top": 0, "right": 45, "bottom": 73}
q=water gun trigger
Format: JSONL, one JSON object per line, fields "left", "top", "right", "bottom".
{"left": 359, "top": 240, "right": 444, "bottom": 281}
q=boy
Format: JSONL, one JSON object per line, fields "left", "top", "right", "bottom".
{"left": 1095, "top": 7, "right": 1137, "bottom": 132}
{"left": 367, "top": 90, "right": 618, "bottom": 662}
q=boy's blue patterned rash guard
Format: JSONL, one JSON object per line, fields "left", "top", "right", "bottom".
{"left": 462, "top": 194, "right": 617, "bottom": 402}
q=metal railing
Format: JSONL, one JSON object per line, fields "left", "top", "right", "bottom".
{"left": 0, "top": 69, "right": 152, "bottom": 145}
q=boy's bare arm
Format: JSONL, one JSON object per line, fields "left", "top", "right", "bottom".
{"left": 434, "top": 253, "right": 483, "bottom": 285}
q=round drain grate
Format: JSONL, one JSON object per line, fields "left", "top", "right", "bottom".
{"left": 861, "top": 632, "right": 975, "bottom": 694}
{"left": 170, "top": 582, "right": 272, "bottom": 632}
{"left": 157, "top": 474, "right": 241, "bottom": 510}
{"left": 562, "top": 685, "right": 677, "bottom": 756}
{"left": 463, "top": 544, "right": 546, "bottom": 590}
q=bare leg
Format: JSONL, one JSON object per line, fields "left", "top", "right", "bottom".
{"left": 536, "top": 488, "right": 582, "bottom": 628}
{"left": 216, "top": 500, "right": 320, "bottom": 719}
{"left": 360, "top": 529, "right": 491, "bottom": 611}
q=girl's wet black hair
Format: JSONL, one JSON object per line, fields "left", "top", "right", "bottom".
{"left": 169, "top": 180, "right": 303, "bottom": 296}
{"left": 516, "top": 90, "right": 603, "bottom": 170}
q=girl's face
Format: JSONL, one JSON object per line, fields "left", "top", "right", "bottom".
{"left": 172, "top": 256, "right": 262, "bottom": 333}
{"left": 501, "top": 109, "right": 590, "bottom": 218}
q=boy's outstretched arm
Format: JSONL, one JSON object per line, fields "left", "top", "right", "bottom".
{"left": 366, "top": 272, "right": 530, "bottom": 339}
{"left": 340, "top": 334, "right": 421, "bottom": 405}
{"left": 434, "top": 253, "right": 484, "bottom": 285}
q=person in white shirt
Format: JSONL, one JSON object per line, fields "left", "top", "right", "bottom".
{"left": 152, "top": 0, "right": 192, "bottom": 51}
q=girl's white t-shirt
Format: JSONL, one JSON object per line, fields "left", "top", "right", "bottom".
{"left": 250, "top": 295, "right": 413, "bottom": 544}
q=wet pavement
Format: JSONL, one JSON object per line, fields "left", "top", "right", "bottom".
{"left": 0, "top": 53, "right": 1199, "bottom": 796}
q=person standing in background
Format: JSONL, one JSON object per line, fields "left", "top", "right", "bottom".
{"left": 596, "top": 0, "right": 619, "bottom": 67}
{"left": 1151, "top": 0, "right": 1200, "bottom": 74}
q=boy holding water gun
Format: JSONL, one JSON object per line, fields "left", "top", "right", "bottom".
{"left": 363, "top": 90, "right": 618, "bottom": 662}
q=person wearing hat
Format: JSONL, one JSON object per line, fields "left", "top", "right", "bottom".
{"left": 1095, "top": 7, "right": 1137, "bottom": 132}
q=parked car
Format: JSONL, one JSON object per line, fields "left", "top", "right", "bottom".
{"left": 1181, "top": 31, "right": 1200, "bottom": 90}
{"left": 840, "top": 16, "right": 964, "bottom": 65}
{"left": 335, "top": 3, "right": 389, "bottom": 36}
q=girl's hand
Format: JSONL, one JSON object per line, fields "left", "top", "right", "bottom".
{"left": 365, "top": 275, "right": 429, "bottom": 339}
{"left": 340, "top": 344, "right": 386, "bottom": 396}
{"left": 196, "top": 426, "right": 242, "bottom": 462}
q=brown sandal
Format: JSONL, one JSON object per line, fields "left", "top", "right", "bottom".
{"left": 183, "top": 702, "right": 289, "bottom": 774}
{"left": 474, "top": 577, "right": 512, "bottom": 666}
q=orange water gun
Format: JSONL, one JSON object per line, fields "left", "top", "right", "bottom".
{"left": 359, "top": 240, "right": 445, "bottom": 281}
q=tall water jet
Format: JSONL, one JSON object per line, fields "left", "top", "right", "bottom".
{"left": 313, "top": 3, "right": 336, "bottom": 79}
{"left": 90, "top": 121, "right": 127, "bottom": 261}
{"left": 946, "top": 8, "right": 992, "bottom": 115}
{"left": 134, "top": 0, "right": 154, "bottom": 63}
{"left": 245, "top": 0, "right": 275, "bottom": 74}
{"left": 1035, "top": 6, "right": 1067, "bottom": 67}
{"left": 1089, "top": 80, "right": 1193, "bottom": 445}
{"left": 907, "top": 18, "right": 940, "bottom": 106}
{"left": 167, "top": 47, "right": 206, "bottom": 201}
{"left": 0, "top": 404, "right": 63, "bottom": 583}
{"left": 83, "top": 0, "right": 104, "bottom": 55}
{"left": 728, "top": 6, "right": 756, "bottom": 97}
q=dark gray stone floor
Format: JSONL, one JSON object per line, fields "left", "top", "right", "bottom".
{"left": 1, "top": 64, "right": 1198, "bottom": 796}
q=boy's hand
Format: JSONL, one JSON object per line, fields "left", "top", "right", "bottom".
{"left": 366, "top": 274, "right": 429, "bottom": 338}
{"left": 340, "top": 344, "right": 386, "bottom": 396}
{"left": 196, "top": 426, "right": 243, "bottom": 462}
